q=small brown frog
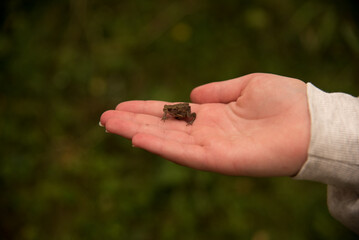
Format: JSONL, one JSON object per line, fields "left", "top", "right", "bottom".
{"left": 162, "top": 103, "right": 196, "bottom": 125}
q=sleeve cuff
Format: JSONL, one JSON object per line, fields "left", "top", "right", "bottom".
{"left": 294, "top": 83, "right": 359, "bottom": 192}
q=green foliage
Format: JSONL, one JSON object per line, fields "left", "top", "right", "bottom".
{"left": 1, "top": 0, "right": 358, "bottom": 239}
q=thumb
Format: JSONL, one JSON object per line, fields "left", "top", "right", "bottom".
{"left": 190, "top": 74, "right": 253, "bottom": 103}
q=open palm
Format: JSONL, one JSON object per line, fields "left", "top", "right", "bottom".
{"left": 100, "top": 73, "right": 310, "bottom": 177}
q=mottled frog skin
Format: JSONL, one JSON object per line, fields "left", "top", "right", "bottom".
{"left": 162, "top": 103, "right": 196, "bottom": 125}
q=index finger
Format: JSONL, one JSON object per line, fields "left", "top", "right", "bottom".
{"left": 116, "top": 100, "right": 200, "bottom": 117}
{"left": 116, "top": 100, "right": 167, "bottom": 117}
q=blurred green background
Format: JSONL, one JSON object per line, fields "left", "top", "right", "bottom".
{"left": 1, "top": 0, "right": 359, "bottom": 239}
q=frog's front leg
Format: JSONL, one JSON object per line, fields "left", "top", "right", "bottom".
{"left": 186, "top": 113, "right": 196, "bottom": 125}
{"left": 161, "top": 112, "right": 168, "bottom": 121}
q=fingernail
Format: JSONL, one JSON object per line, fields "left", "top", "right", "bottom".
{"left": 99, "top": 121, "right": 104, "bottom": 127}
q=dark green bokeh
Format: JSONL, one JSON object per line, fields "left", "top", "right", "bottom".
{"left": 1, "top": 0, "right": 358, "bottom": 239}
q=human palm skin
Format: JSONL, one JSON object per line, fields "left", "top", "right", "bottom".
{"left": 100, "top": 73, "right": 310, "bottom": 177}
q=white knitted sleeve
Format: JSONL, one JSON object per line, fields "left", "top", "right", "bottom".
{"left": 294, "top": 83, "right": 359, "bottom": 234}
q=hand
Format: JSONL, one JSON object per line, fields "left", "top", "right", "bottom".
{"left": 100, "top": 73, "right": 310, "bottom": 177}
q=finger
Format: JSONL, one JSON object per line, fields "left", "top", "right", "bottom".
{"left": 116, "top": 100, "right": 171, "bottom": 117}
{"left": 190, "top": 73, "right": 256, "bottom": 103}
{"left": 100, "top": 109, "right": 161, "bottom": 127}
{"left": 101, "top": 109, "right": 198, "bottom": 133}
{"left": 105, "top": 118, "right": 196, "bottom": 144}
{"left": 100, "top": 110, "right": 119, "bottom": 126}
{"left": 116, "top": 100, "right": 201, "bottom": 117}
{"left": 132, "top": 133, "right": 210, "bottom": 171}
